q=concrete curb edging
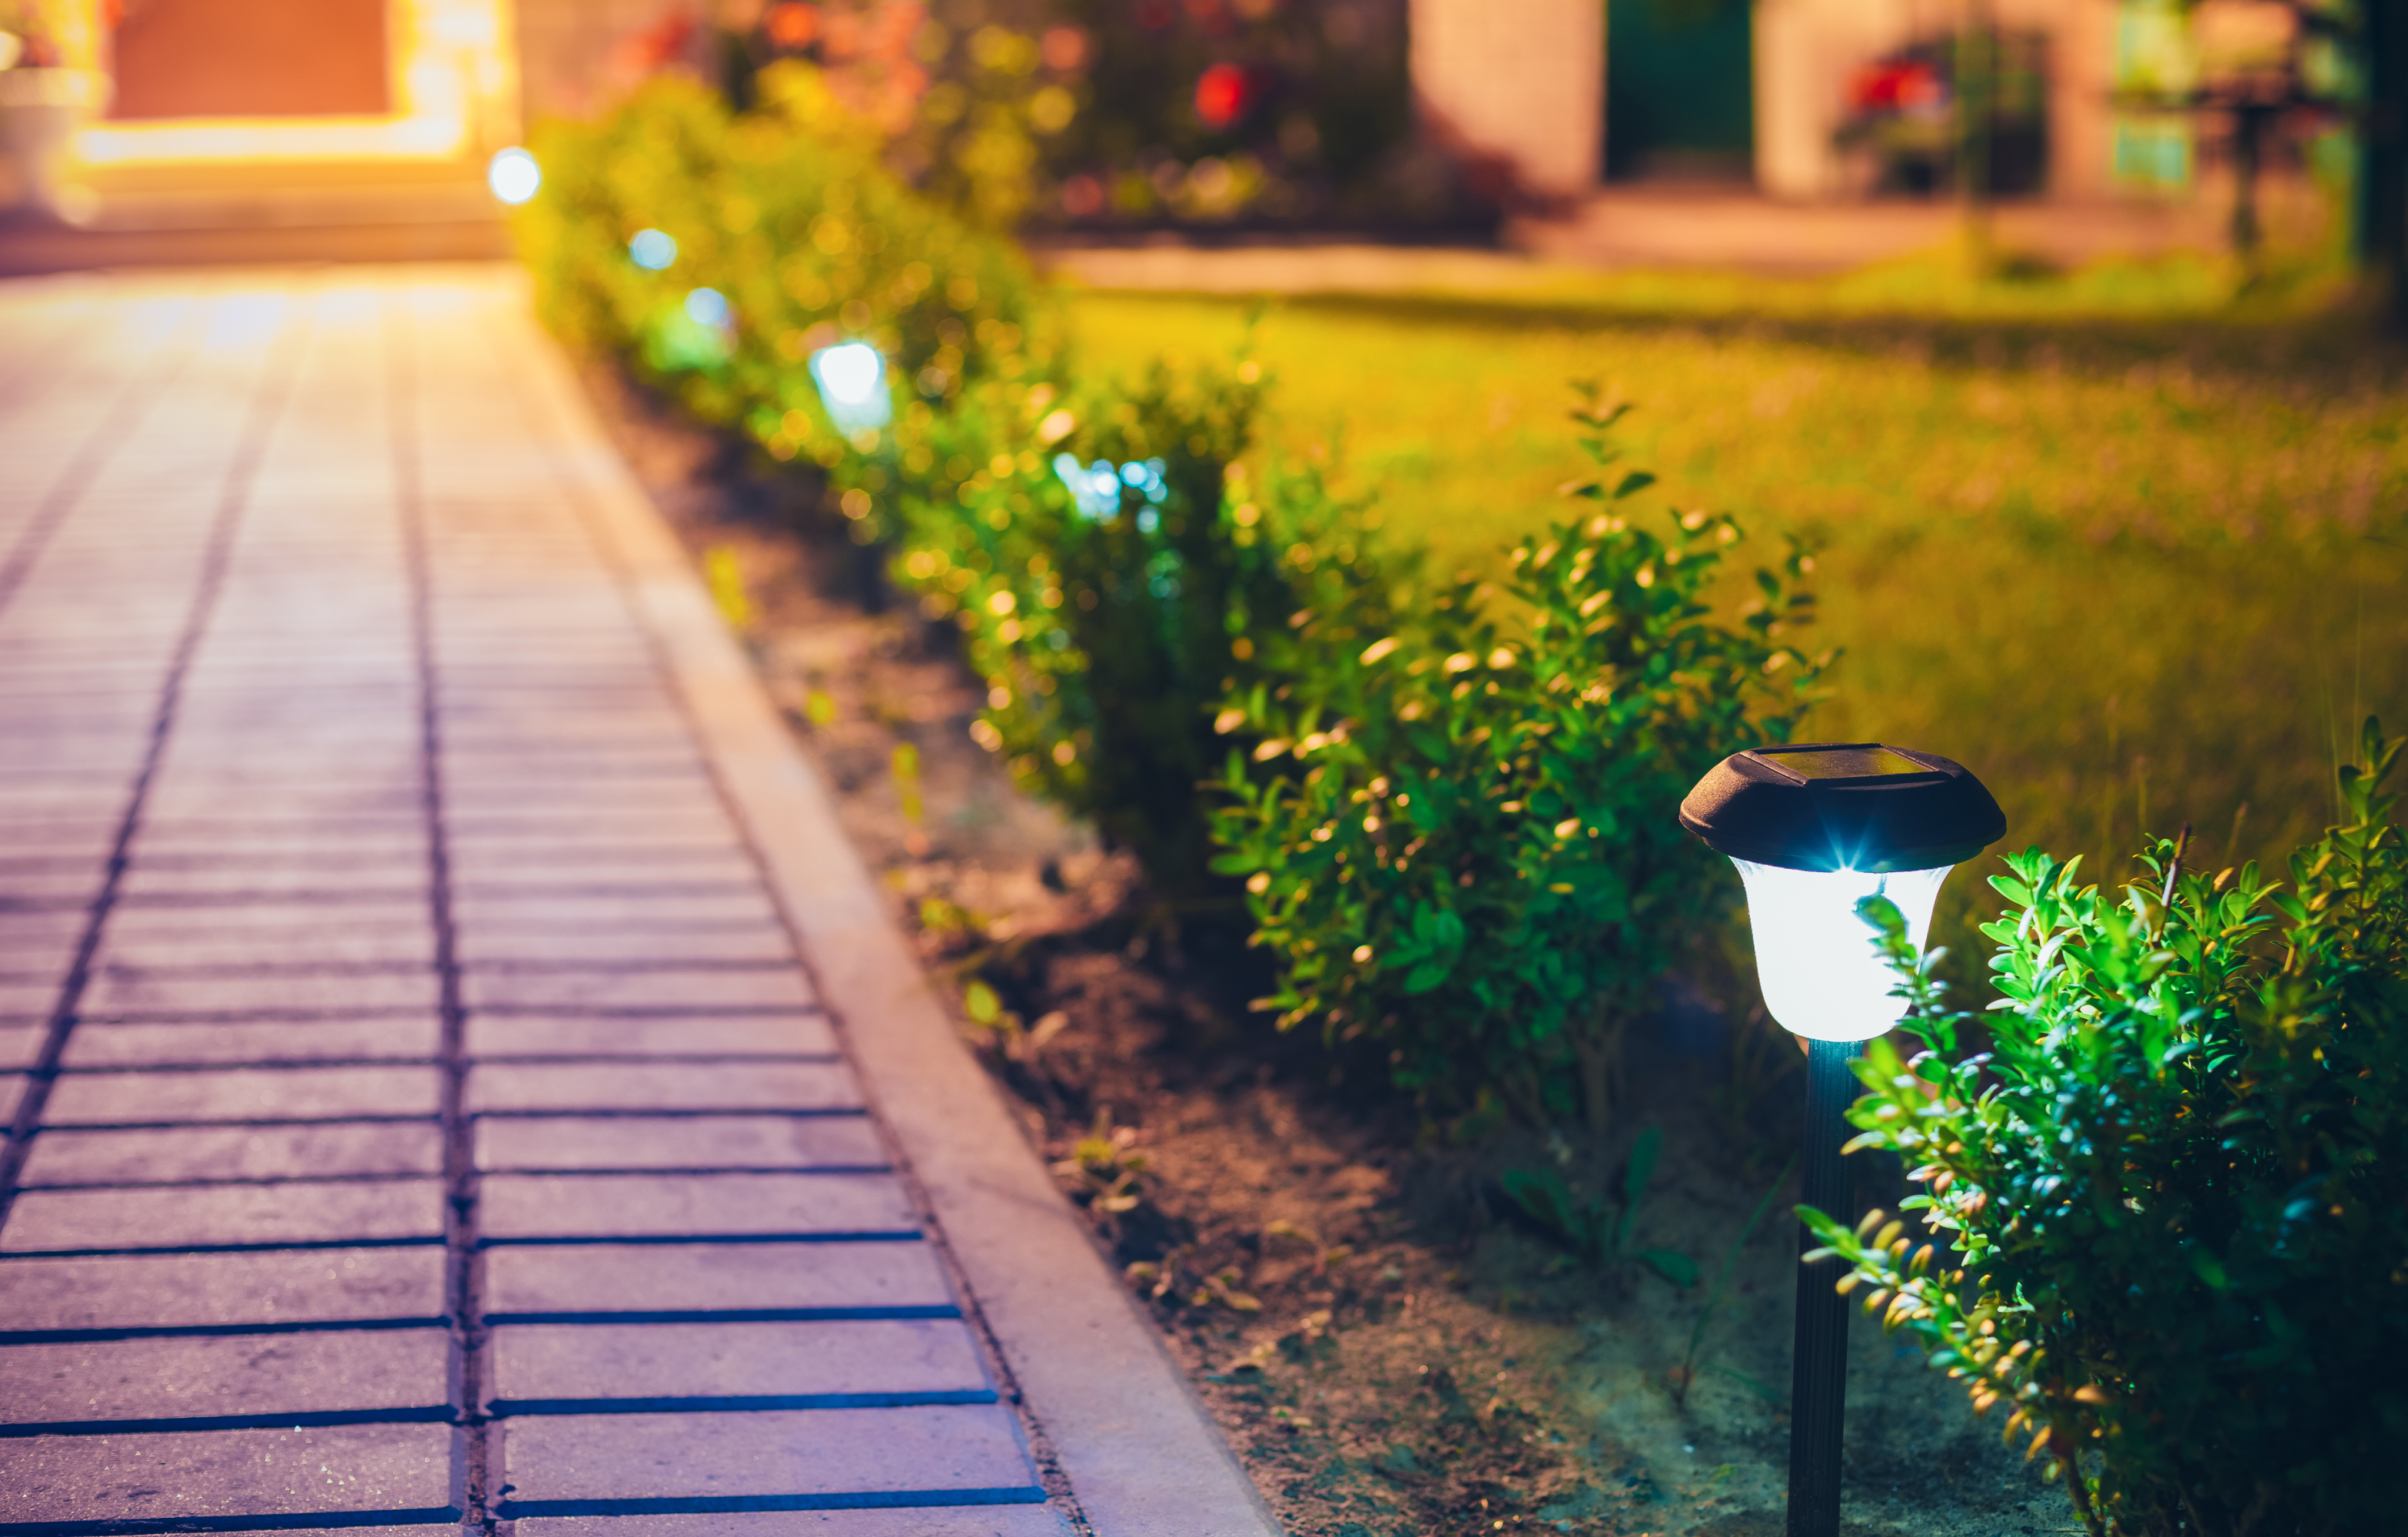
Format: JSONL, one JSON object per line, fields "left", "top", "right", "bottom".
{"left": 513, "top": 319, "right": 1285, "bottom": 1537}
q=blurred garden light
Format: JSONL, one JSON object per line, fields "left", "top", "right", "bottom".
{"left": 629, "top": 228, "right": 678, "bottom": 270}
{"left": 1680, "top": 742, "right": 2003, "bottom": 1537}
{"left": 683, "top": 287, "right": 730, "bottom": 328}
{"left": 1052, "top": 455, "right": 1167, "bottom": 522}
{"left": 809, "top": 341, "right": 892, "bottom": 433}
{"left": 487, "top": 147, "right": 542, "bottom": 205}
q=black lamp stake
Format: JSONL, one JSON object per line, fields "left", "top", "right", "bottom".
{"left": 1788, "top": 1037, "right": 1860, "bottom": 1537}
{"left": 1678, "top": 743, "right": 2005, "bottom": 1537}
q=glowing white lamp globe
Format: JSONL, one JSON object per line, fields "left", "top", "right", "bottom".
{"left": 487, "top": 148, "right": 542, "bottom": 206}
{"left": 809, "top": 342, "right": 892, "bottom": 433}
{"left": 1728, "top": 858, "right": 1951, "bottom": 1041}
{"left": 1680, "top": 742, "right": 2004, "bottom": 1039}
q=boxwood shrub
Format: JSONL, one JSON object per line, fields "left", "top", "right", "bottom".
{"left": 1803, "top": 719, "right": 2408, "bottom": 1537}
{"left": 1210, "top": 390, "right": 1826, "bottom": 1127}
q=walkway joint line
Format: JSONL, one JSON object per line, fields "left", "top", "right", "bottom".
{"left": 390, "top": 289, "right": 490, "bottom": 1532}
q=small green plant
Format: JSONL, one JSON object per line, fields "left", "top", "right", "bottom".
{"left": 1802, "top": 718, "right": 2408, "bottom": 1537}
{"left": 961, "top": 978, "right": 1067, "bottom": 1068}
{"left": 1669, "top": 1154, "right": 1793, "bottom": 1413}
{"left": 1263, "top": 1217, "right": 1353, "bottom": 1273}
{"left": 1498, "top": 1126, "right": 1698, "bottom": 1286}
{"left": 1124, "top": 1250, "right": 1263, "bottom": 1313}
{"left": 1051, "top": 1109, "right": 1151, "bottom": 1229}
{"left": 1213, "top": 389, "right": 1825, "bottom": 1127}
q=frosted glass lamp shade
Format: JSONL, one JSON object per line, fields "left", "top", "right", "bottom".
{"left": 1731, "top": 859, "right": 1952, "bottom": 1041}
{"left": 1680, "top": 741, "right": 2004, "bottom": 1041}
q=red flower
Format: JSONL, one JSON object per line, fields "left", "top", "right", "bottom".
{"left": 1194, "top": 62, "right": 1253, "bottom": 131}
{"left": 1847, "top": 59, "right": 1945, "bottom": 116}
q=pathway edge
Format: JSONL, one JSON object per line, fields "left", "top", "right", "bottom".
{"left": 514, "top": 319, "right": 1285, "bottom": 1537}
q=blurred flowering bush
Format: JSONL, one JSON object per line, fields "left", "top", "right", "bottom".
{"left": 1033, "top": 0, "right": 1473, "bottom": 228}
{"left": 602, "top": 0, "right": 1473, "bottom": 232}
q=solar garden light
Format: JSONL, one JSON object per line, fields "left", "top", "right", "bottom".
{"left": 809, "top": 341, "right": 893, "bottom": 436}
{"left": 1679, "top": 743, "right": 2004, "bottom": 1537}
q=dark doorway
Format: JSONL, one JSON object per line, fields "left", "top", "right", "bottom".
{"left": 1605, "top": 0, "right": 1754, "bottom": 182}
{"left": 108, "top": 0, "right": 391, "bottom": 120}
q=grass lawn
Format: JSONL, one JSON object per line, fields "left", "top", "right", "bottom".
{"left": 1063, "top": 264, "right": 2407, "bottom": 946}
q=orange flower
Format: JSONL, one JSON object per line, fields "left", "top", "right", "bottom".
{"left": 765, "top": 2, "right": 819, "bottom": 49}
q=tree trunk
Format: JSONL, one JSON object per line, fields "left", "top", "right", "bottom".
{"left": 2364, "top": 0, "right": 2408, "bottom": 330}
{"left": 2232, "top": 103, "right": 2272, "bottom": 273}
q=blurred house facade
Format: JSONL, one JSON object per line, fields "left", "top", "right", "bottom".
{"left": 0, "top": 0, "right": 2310, "bottom": 254}
{"left": 1410, "top": 0, "right": 2289, "bottom": 208}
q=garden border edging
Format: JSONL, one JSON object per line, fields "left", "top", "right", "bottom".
{"left": 512, "top": 306, "right": 1286, "bottom": 1537}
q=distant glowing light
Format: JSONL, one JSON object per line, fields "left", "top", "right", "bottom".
{"left": 684, "top": 287, "right": 731, "bottom": 327}
{"left": 487, "top": 147, "right": 542, "bottom": 204}
{"left": 809, "top": 343, "right": 891, "bottom": 432}
{"left": 1729, "top": 861, "right": 1952, "bottom": 1041}
{"left": 1055, "top": 455, "right": 1167, "bottom": 520}
{"left": 629, "top": 228, "right": 677, "bottom": 270}
{"left": 1055, "top": 455, "right": 1119, "bottom": 519}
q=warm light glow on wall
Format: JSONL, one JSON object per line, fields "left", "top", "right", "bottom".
{"left": 66, "top": 0, "right": 516, "bottom": 169}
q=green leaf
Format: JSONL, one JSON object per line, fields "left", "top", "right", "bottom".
{"left": 1623, "top": 1124, "right": 1664, "bottom": 1207}
{"left": 1612, "top": 470, "right": 1658, "bottom": 500}
{"left": 963, "top": 980, "right": 1001, "bottom": 1024}
{"left": 1714, "top": 1365, "right": 1784, "bottom": 1403}
{"left": 1403, "top": 960, "right": 1451, "bottom": 994}
{"left": 1637, "top": 1248, "right": 1699, "bottom": 1288}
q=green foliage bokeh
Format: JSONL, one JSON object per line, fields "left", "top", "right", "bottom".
{"left": 517, "top": 62, "right": 1052, "bottom": 523}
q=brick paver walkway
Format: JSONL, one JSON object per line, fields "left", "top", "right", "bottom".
{"left": 0, "top": 270, "right": 1247, "bottom": 1536}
